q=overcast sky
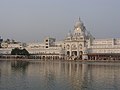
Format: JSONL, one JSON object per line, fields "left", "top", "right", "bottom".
{"left": 0, "top": 0, "right": 120, "bottom": 42}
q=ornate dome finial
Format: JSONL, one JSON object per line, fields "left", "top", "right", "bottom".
{"left": 74, "top": 17, "right": 83, "bottom": 28}
{"left": 78, "top": 17, "right": 83, "bottom": 23}
{"left": 79, "top": 17, "right": 81, "bottom": 22}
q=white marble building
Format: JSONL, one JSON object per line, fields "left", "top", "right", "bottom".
{"left": 1, "top": 18, "right": 120, "bottom": 60}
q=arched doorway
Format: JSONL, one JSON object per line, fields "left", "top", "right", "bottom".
{"left": 67, "top": 51, "right": 70, "bottom": 56}
{"left": 79, "top": 51, "right": 83, "bottom": 59}
{"left": 72, "top": 51, "right": 77, "bottom": 56}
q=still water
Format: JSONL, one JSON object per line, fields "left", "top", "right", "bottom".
{"left": 0, "top": 60, "right": 120, "bottom": 90}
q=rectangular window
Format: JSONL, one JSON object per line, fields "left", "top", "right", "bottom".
{"left": 46, "top": 40, "right": 48, "bottom": 42}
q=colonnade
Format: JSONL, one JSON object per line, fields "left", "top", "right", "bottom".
{"left": 88, "top": 54, "right": 120, "bottom": 60}
{"left": 29, "top": 55, "right": 64, "bottom": 60}
{"left": 0, "top": 54, "right": 64, "bottom": 60}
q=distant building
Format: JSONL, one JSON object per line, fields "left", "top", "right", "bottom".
{"left": 1, "top": 18, "right": 120, "bottom": 60}
{"left": 0, "top": 36, "right": 3, "bottom": 48}
{"left": 0, "top": 39, "right": 22, "bottom": 54}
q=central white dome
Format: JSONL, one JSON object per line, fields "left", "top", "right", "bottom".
{"left": 74, "top": 18, "right": 83, "bottom": 28}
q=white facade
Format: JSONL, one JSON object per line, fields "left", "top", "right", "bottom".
{"left": 25, "top": 37, "right": 64, "bottom": 55}
{"left": 88, "top": 38, "right": 120, "bottom": 54}
{"left": 1, "top": 18, "right": 120, "bottom": 60}
{"left": 0, "top": 42, "right": 22, "bottom": 54}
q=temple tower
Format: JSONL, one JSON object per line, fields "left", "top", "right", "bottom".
{"left": 64, "top": 17, "right": 88, "bottom": 60}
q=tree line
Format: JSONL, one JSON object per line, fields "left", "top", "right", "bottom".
{"left": 11, "top": 48, "right": 30, "bottom": 56}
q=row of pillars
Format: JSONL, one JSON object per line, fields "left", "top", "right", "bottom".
{"left": 66, "top": 51, "right": 83, "bottom": 57}
{"left": 0, "top": 55, "right": 65, "bottom": 60}
{"left": 88, "top": 55, "right": 120, "bottom": 60}
{"left": 29, "top": 55, "right": 64, "bottom": 60}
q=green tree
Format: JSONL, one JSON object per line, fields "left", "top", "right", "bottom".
{"left": 11, "top": 48, "right": 30, "bottom": 56}
{"left": 21, "top": 49, "right": 29, "bottom": 55}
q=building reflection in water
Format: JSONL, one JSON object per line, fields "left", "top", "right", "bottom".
{"left": 26, "top": 61, "right": 120, "bottom": 90}
{"left": 11, "top": 61, "right": 29, "bottom": 68}
{"left": 0, "top": 61, "right": 120, "bottom": 90}
{"left": 0, "top": 61, "right": 12, "bottom": 77}
{"left": 11, "top": 61, "right": 29, "bottom": 75}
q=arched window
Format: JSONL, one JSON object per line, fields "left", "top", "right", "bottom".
{"left": 79, "top": 44, "right": 82, "bottom": 49}
{"left": 71, "top": 44, "right": 77, "bottom": 50}
{"left": 66, "top": 44, "right": 70, "bottom": 49}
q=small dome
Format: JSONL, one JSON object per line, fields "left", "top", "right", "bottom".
{"left": 74, "top": 18, "right": 83, "bottom": 28}
{"left": 67, "top": 30, "right": 72, "bottom": 37}
{"left": 75, "top": 22, "right": 81, "bottom": 28}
